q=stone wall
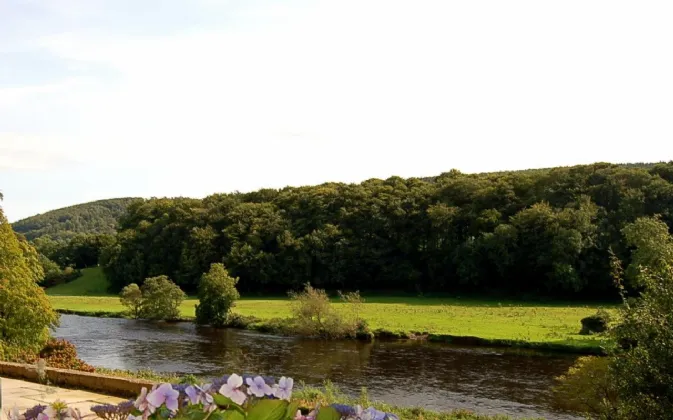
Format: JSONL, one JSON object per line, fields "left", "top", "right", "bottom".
{"left": 0, "top": 361, "right": 155, "bottom": 398}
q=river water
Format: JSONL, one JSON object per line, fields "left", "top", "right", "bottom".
{"left": 54, "top": 315, "right": 580, "bottom": 419}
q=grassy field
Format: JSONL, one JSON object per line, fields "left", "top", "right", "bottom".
{"left": 47, "top": 268, "right": 612, "bottom": 349}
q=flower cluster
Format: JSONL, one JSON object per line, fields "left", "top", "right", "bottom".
{"left": 90, "top": 401, "right": 135, "bottom": 420}
{"left": 9, "top": 373, "right": 398, "bottom": 420}
{"left": 7, "top": 401, "right": 82, "bottom": 420}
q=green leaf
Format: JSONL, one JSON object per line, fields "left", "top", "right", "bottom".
{"left": 213, "top": 394, "right": 239, "bottom": 408}
{"left": 315, "top": 407, "right": 341, "bottom": 420}
{"left": 182, "top": 406, "right": 209, "bottom": 420}
{"left": 222, "top": 409, "right": 246, "bottom": 420}
{"left": 284, "top": 402, "right": 300, "bottom": 420}
{"left": 246, "top": 399, "right": 289, "bottom": 420}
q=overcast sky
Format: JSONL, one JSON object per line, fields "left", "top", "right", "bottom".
{"left": 1, "top": 0, "right": 672, "bottom": 222}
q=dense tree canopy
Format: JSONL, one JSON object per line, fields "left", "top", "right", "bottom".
{"left": 98, "top": 162, "right": 673, "bottom": 298}
{"left": 12, "top": 198, "right": 140, "bottom": 241}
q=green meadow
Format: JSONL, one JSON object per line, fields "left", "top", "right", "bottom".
{"left": 47, "top": 268, "right": 612, "bottom": 350}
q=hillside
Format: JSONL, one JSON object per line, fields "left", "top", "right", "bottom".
{"left": 46, "top": 267, "right": 110, "bottom": 296}
{"left": 12, "top": 198, "right": 140, "bottom": 241}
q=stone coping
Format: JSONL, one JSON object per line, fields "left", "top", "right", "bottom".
{"left": 0, "top": 362, "right": 155, "bottom": 399}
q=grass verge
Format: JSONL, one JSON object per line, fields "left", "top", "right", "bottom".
{"left": 49, "top": 293, "right": 611, "bottom": 354}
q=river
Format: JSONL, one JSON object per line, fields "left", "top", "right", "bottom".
{"left": 54, "top": 315, "right": 581, "bottom": 419}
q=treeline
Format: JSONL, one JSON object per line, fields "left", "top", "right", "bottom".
{"left": 96, "top": 162, "right": 673, "bottom": 298}
{"left": 12, "top": 198, "right": 139, "bottom": 241}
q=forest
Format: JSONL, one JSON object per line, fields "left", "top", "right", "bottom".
{"left": 12, "top": 197, "right": 139, "bottom": 241}
{"left": 91, "top": 162, "right": 673, "bottom": 299}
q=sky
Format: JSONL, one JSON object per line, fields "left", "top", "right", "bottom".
{"left": 1, "top": 0, "right": 672, "bottom": 222}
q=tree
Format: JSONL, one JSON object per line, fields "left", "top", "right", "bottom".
{"left": 139, "top": 275, "right": 186, "bottom": 320}
{"left": 195, "top": 263, "right": 240, "bottom": 327}
{"left": 605, "top": 217, "right": 673, "bottom": 418}
{"left": 622, "top": 215, "right": 673, "bottom": 287}
{"left": 0, "top": 206, "right": 59, "bottom": 358}
{"left": 120, "top": 283, "right": 143, "bottom": 319}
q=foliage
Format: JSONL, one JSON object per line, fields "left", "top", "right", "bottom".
{"left": 195, "top": 263, "right": 240, "bottom": 327}
{"left": 12, "top": 338, "right": 95, "bottom": 373}
{"left": 0, "top": 207, "right": 59, "bottom": 358}
{"left": 97, "top": 162, "right": 673, "bottom": 298}
{"left": 139, "top": 275, "right": 186, "bottom": 320}
{"left": 39, "top": 254, "right": 82, "bottom": 288}
{"left": 552, "top": 356, "right": 617, "bottom": 417}
{"left": 289, "top": 284, "right": 368, "bottom": 338}
{"left": 12, "top": 198, "right": 140, "bottom": 241}
{"left": 120, "top": 283, "right": 143, "bottom": 319}
{"left": 579, "top": 309, "right": 611, "bottom": 335}
{"left": 605, "top": 217, "right": 673, "bottom": 418}
{"left": 34, "top": 233, "right": 115, "bottom": 270}
{"left": 622, "top": 215, "right": 673, "bottom": 286}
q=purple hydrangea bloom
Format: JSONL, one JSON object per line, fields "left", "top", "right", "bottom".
{"left": 147, "top": 383, "right": 180, "bottom": 411}
{"left": 273, "top": 377, "right": 293, "bottom": 401}
{"left": 246, "top": 376, "right": 272, "bottom": 398}
{"left": 330, "top": 404, "right": 356, "bottom": 416}
{"left": 219, "top": 374, "right": 247, "bottom": 405}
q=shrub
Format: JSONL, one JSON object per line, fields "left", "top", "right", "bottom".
{"left": 288, "top": 284, "right": 368, "bottom": 338}
{"left": 580, "top": 309, "right": 611, "bottom": 335}
{"left": 120, "top": 283, "right": 143, "bottom": 319}
{"left": 12, "top": 338, "right": 95, "bottom": 373}
{"left": 139, "top": 276, "right": 186, "bottom": 321}
{"left": 195, "top": 263, "right": 239, "bottom": 327}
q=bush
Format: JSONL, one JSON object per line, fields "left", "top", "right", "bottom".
{"left": 139, "top": 276, "right": 186, "bottom": 321}
{"left": 288, "top": 284, "right": 368, "bottom": 338}
{"left": 12, "top": 338, "right": 95, "bottom": 373}
{"left": 120, "top": 283, "right": 143, "bottom": 319}
{"left": 195, "top": 263, "right": 239, "bottom": 327}
{"left": 580, "top": 309, "right": 611, "bottom": 335}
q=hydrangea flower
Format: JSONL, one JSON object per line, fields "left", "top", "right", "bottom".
{"left": 352, "top": 406, "right": 399, "bottom": 420}
{"left": 133, "top": 386, "right": 156, "bottom": 419}
{"left": 218, "top": 374, "right": 247, "bottom": 405}
{"left": 246, "top": 376, "right": 273, "bottom": 398}
{"left": 330, "top": 404, "right": 357, "bottom": 417}
{"left": 147, "top": 384, "right": 180, "bottom": 411}
{"left": 185, "top": 383, "right": 215, "bottom": 411}
{"left": 273, "top": 377, "right": 293, "bottom": 401}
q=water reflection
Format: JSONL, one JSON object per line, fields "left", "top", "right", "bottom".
{"left": 54, "top": 315, "right": 580, "bottom": 419}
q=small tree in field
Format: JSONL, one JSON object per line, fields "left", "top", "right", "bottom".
{"left": 195, "top": 263, "right": 240, "bottom": 327}
{"left": 120, "top": 283, "right": 143, "bottom": 319}
{"left": 140, "top": 275, "right": 186, "bottom": 320}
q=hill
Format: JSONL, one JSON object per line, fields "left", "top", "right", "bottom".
{"left": 12, "top": 198, "right": 140, "bottom": 241}
{"left": 46, "top": 267, "right": 110, "bottom": 296}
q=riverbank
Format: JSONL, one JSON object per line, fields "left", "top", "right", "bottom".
{"left": 49, "top": 294, "right": 610, "bottom": 354}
